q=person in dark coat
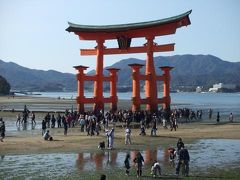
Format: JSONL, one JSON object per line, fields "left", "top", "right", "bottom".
{"left": 177, "top": 138, "right": 185, "bottom": 154}
{"left": 42, "top": 119, "right": 47, "bottom": 136}
{"left": 0, "top": 118, "right": 5, "bottom": 142}
{"left": 216, "top": 112, "right": 220, "bottom": 123}
{"left": 63, "top": 117, "right": 68, "bottom": 136}
{"left": 133, "top": 151, "right": 144, "bottom": 177}
{"left": 176, "top": 146, "right": 190, "bottom": 176}
{"left": 124, "top": 153, "right": 131, "bottom": 176}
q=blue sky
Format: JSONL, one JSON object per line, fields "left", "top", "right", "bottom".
{"left": 0, "top": 0, "right": 239, "bottom": 73}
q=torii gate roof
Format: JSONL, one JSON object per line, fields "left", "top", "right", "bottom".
{"left": 66, "top": 10, "right": 191, "bottom": 40}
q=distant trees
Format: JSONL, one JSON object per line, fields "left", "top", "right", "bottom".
{"left": 0, "top": 75, "right": 11, "bottom": 95}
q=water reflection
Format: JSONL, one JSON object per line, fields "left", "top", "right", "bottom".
{"left": 31, "top": 123, "right": 36, "bottom": 130}
{"left": 22, "top": 123, "right": 27, "bottom": 131}
{"left": 75, "top": 148, "right": 161, "bottom": 171}
{"left": 74, "top": 139, "right": 240, "bottom": 172}
{"left": 15, "top": 122, "right": 37, "bottom": 132}
{"left": 76, "top": 151, "right": 119, "bottom": 171}
{"left": 0, "top": 139, "right": 240, "bottom": 179}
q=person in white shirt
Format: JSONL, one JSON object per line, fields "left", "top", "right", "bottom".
{"left": 125, "top": 126, "right": 131, "bottom": 145}
{"left": 151, "top": 161, "right": 161, "bottom": 177}
{"left": 43, "top": 130, "right": 53, "bottom": 141}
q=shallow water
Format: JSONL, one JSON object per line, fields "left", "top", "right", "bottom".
{"left": 7, "top": 92, "right": 240, "bottom": 115}
{"left": 188, "top": 139, "right": 240, "bottom": 169}
{"left": 0, "top": 139, "right": 239, "bottom": 179}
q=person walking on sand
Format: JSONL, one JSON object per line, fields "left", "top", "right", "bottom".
{"left": 42, "top": 119, "right": 47, "bottom": 136}
{"left": 125, "top": 126, "right": 131, "bottom": 145}
{"left": 63, "top": 117, "right": 68, "bottom": 136}
{"left": 216, "top": 112, "right": 220, "bottom": 123}
{"left": 51, "top": 114, "right": 56, "bottom": 128}
{"left": 0, "top": 118, "right": 6, "bottom": 142}
{"left": 108, "top": 128, "right": 115, "bottom": 149}
{"left": 133, "top": 151, "right": 144, "bottom": 177}
{"left": 45, "top": 112, "right": 51, "bottom": 128}
{"left": 208, "top": 108, "right": 213, "bottom": 120}
{"left": 30, "top": 112, "right": 36, "bottom": 125}
{"left": 151, "top": 116, "right": 157, "bottom": 136}
{"left": 229, "top": 113, "right": 233, "bottom": 123}
{"left": 16, "top": 113, "right": 21, "bottom": 125}
{"left": 57, "top": 113, "right": 62, "bottom": 128}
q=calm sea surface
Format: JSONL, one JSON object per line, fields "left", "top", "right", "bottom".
{"left": 28, "top": 92, "right": 240, "bottom": 115}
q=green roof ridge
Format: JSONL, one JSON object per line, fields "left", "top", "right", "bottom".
{"left": 66, "top": 10, "right": 192, "bottom": 32}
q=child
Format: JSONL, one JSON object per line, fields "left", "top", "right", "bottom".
{"left": 98, "top": 141, "right": 105, "bottom": 150}
{"left": 124, "top": 153, "right": 131, "bottom": 176}
{"left": 43, "top": 130, "right": 53, "bottom": 141}
{"left": 168, "top": 147, "right": 176, "bottom": 162}
{"left": 151, "top": 160, "right": 161, "bottom": 178}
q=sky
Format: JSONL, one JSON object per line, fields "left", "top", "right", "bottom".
{"left": 0, "top": 0, "right": 240, "bottom": 74}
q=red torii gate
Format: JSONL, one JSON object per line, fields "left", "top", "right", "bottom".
{"left": 66, "top": 10, "right": 191, "bottom": 113}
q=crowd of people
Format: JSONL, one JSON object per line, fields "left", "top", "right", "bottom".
{"left": 12, "top": 106, "right": 235, "bottom": 139}
{"left": 0, "top": 104, "right": 236, "bottom": 178}
{"left": 37, "top": 107, "right": 209, "bottom": 138}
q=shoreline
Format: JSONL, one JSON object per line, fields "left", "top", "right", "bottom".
{"left": 0, "top": 95, "right": 192, "bottom": 113}
{"left": 1, "top": 95, "right": 240, "bottom": 156}
{"left": 1, "top": 113, "right": 240, "bottom": 156}
{"left": 1, "top": 96, "right": 240, "bottom": 179}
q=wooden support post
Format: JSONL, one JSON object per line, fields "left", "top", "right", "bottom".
{"left": 74, "top": 65, "right": 89, "bottom": 113}
{"left": 107, "top": 68, "right": 120, "bottom": 112}
{"left": 160, "top": 66, "right": 174, "bottom": 109}
{"left": 93, "top": 39, "right": 105, "bottom": 112}
{"left": 129, "top": 64, "right": 144, "bottom": 112}
{"left": 145, "top": 36, "right": 158, "bottom": 112}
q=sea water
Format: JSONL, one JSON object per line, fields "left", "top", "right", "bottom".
{"left": 29, "top": 92, "right": 240, "bottom": 115}
{"left": 0, "top": 139, "right": 239, "bottom": 179}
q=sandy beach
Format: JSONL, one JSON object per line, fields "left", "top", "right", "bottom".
{"left": 1, "top": 121, "right": 240, "bottom": 156}
{"left": 1, "top": 95, "right": 240, "bottom": 155}
{"left": 1, "top": 95, "right": 240, "bottom": 179}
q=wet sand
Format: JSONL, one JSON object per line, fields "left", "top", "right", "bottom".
{"left": 0, "top": 96, "right": 131, "bottom": 112}
{"left": 0, "top": 96, "right": 240, "bottom": 156}
{"left": 1, "top": 116, "right": 240, "bottom": 155}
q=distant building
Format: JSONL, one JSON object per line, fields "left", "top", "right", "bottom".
{"left": 209, "top": 83, "right": 236, "bottom": 92}
{"left": 196, "top": 86, "right": 203, "bottom": 93}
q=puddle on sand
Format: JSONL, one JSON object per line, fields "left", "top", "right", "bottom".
{"left": 189, "top": 139, "right": 240, "bottom": 169}
{"left": 0, "top": 139, "right": 240, "bottom": 179}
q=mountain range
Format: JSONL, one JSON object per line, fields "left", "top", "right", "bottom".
{"left": 0, "top": 54, "right": 239, "bottom": 92}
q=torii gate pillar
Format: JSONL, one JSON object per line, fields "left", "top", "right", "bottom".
{"left": 93, "top": 39, "right": 105, "bottom": 111}
{"left": 129, "top": 64, "right": 144, "bottom": 112}
{"left": 107, "top": 68, "right": 120, "bottom": 112}
{"left": 74, "top": 65, "right": 88, "bottom": 113}
{"left": 161, "top": 66, "right": 174, "bottom": 109}
{"left": 145, "top": 36, "right": 158, "bottom": 112}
